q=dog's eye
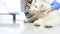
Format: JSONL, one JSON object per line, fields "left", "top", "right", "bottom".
{"left": 35, "top": 6, "right": 37, "bottom": 8}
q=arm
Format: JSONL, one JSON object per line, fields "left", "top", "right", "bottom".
{"left": 46, "top": 1, "right": 60, "bottom": 14}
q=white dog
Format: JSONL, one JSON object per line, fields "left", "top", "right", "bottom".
{"left": 24, "top": 2, "right": 60, "bottom": 28}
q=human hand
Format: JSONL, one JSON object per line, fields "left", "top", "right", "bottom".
{"left": 29, "top": 12, "right": 34, "bottom": 17}
{"left": 45, "top": 8, "right": 52, "bottom": 14}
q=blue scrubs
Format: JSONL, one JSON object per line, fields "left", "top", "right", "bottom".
{"left": 51, "top": 0, "right": 60, "bottom": 10}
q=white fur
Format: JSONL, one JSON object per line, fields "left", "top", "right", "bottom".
{"left": 24, "top": 2, "right": 60, "bottom": 27}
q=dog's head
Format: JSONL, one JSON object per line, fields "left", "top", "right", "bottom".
{"left": 30, "top": 2, "right": 50, "bottom": 14}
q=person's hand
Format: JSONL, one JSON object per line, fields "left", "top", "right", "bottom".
{"left": 29, "top": 12, "right": 34, "bottom": 17}
{"left": 25, "top": 12, "right": 34, "bottom": 18}
{"left": 45, "top": 8, "right": 52, "bottom": 14}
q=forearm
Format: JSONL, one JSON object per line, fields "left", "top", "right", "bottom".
{"left": 45, "top": 8, "right": 52, "bottom": 14}
{"left": 46, "top": 8, "right": 52, "bottom": 14}
{"left": 46, "top": 2, "right": 60, "bottom": 14}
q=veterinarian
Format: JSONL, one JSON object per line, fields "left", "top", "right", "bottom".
{"left": 45, "top": 0, "right": 60, "bottom": 13}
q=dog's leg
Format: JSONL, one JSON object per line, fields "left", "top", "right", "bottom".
{"left": 44, "top": 16, "right": 53, "bottom": 28}
{"left": 24, "top": 15, "right": 38, "bottom": 23}
{"left": 44, "top": 21, "right": 53, "bottom": 28}
{"left": 34, "top": 18, "right": 45, "bottom": 27}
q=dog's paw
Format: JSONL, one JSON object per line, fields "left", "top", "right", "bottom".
{"left": 44, "top": 25, "right": 53, "bottom": 28}
{"left": 34, "top": 22, "right": 40, "bottom": 27}
{"left": 24, "top": 20, "right": 34, "bottom": 23}
{"left": 24, "top": 20, "right": 28, "bottom": 23}
{"left": 34, "top": 24, "right": 40, "bottom": 27}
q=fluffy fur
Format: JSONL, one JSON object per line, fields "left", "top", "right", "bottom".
{"left": 24, "top": 2, "right": 60, "bottom": 27}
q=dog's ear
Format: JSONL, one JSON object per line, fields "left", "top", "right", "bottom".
{"left": 40, "top": 4, "right": 45, "bottom": 11}
{"left": 40, "top": 2, "right": 51, "bottom": 11}
{"left": 40, "top": 4, "right": 43, "bottom": 8}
